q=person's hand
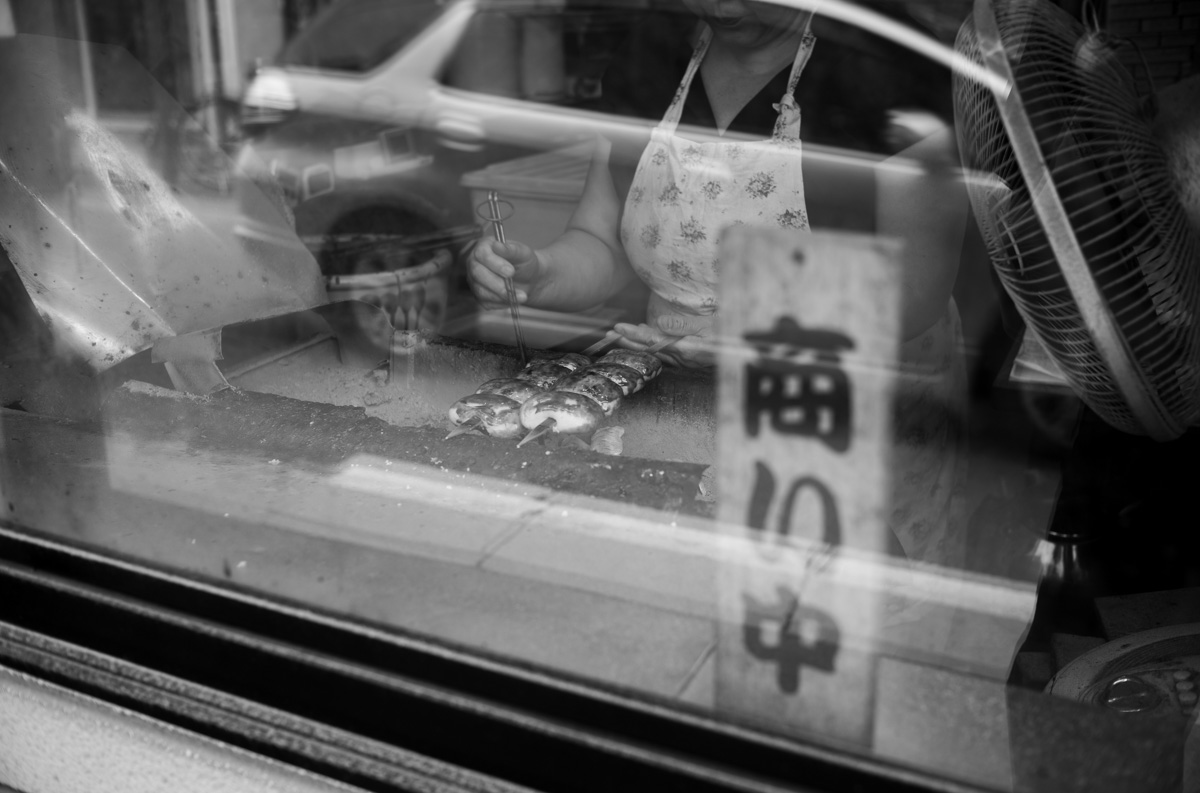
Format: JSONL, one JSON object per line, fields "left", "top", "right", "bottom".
{"left": 467, "top": 235, "right": 543, "bottom": 311}
{"left": 610, "top": 322, "right": 716, "bottom": 369}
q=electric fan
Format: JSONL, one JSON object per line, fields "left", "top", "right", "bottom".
{"left": 953, "top": 0, "right": 1200, "bottom": 440}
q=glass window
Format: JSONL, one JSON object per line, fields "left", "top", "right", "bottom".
{"left": 278, "top": 0, "right": 445, "bottom": 73}
{"left": 442, "top": 2, "right": 642, "bottom": 108}
{"left": 3, "top": 0, "right": 1200, "bottom": 789}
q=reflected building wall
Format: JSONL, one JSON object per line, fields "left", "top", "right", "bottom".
{"left": 283, "top": 0, "right": 336, "bottom": 39}
{"left": 1106, "top": 0, "right": 1200, "bottom": 94}
{"left": 13, "top": 0, "right": 287, "bottom": 185}
{"left": 217, "top": 0, "right": 286, "bottom": 99}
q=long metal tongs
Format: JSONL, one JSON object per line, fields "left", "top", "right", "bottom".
{"left": 481, "top": 190, "right": 529, "bottom": 366}
{"left": 581, "top": 331, "right": 684, "bottom": 358}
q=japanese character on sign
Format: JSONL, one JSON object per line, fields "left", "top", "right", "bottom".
{"left": 742, "top": 462, "right": 843, "bottom": 692}
{"left": 743, "top": 586, "right": 840, "bottom": 694}
{"left": 746, "top": 461, "right": 842, "bottom": 557}
{"left": 743, "top": 317, "right": 855, "bottom": 453}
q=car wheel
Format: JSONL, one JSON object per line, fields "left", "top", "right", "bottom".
{"left": 316, "top": 207, "right": 439, "bottom": 277}
{"left": 317, "top": 207, "right": 454, "bottom": 353}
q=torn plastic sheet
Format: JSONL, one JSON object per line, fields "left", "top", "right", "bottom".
{"left": 0, "top": 35, "right": 328, "bottom": 373}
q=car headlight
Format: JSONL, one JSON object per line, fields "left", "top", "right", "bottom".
{"left": 241, "top": 71, "right": 298, "bottom": 126}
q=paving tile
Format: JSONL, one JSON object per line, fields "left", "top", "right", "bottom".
{"left": 103, "top": 436, "right": 528, "bottom": 567}
{"left": 1, "top": 408, "right": 1038, "bottom": 712}
{"left": 4, "top": 413, "right": 714, "bottom": 699}
{"left": 919, "top": 607, "right": 1032, "bottom": 681}
{"left": 482, "top": 522, "right": 717, "bottom": 619}
{"left": 340, "top": 551, "right": 717, "bottom": 698}
{"left": 873, "top": 658, "right": 1014, "bottom": 788}
{"left": 676, "top": 644, "right": 716, "bottom": 709}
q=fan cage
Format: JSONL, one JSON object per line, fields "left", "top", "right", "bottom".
{"left": 953, "top": 0, "right": 1200, "bottom": 436}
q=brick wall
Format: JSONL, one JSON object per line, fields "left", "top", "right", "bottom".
{"left": 1106, "top": 0, "right": 1200, "bottom": 93}
{"left": 908, "top": 0, "right": 975, "bottom": 42}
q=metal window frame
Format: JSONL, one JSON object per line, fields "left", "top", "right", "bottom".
{"left": 0, "top": 522, "right": 971, "bottom": 793}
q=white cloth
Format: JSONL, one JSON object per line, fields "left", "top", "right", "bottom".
{"left": 619, "top": 23, "right": 816, "bottom": 337}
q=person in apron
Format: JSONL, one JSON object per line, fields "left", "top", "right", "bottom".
{"left": 467, "top": 1, "right": 968, "bottom": 569}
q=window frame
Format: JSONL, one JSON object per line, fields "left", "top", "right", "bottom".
{"left": 0, "top": 524, "right": 972, "bottom": 793}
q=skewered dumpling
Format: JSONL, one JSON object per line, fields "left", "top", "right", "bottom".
{"left": 476, "top": 378, "right": 546, "bottom": 403}
{"left": 553, "top": 353, "right": 593, "bottom": 372}
{"left": 519, "top": 391, "right": 606, "bottom": 437}
{"left": 599, "top": 349, "right": 663, "bottom": 381}
{"left": 447, "top": 393, "right": 523, "bottom": 438}
{"left": 581, "top": 362, "right": 644, "bottom": 396}
{"left": 554, "top": 371, "right": 624, "bottom": 416}
{"left": 451, "top": 349, "right": 657, "bottom": 446}
{"left": 515, "top": 360, "right": 573, "bottom": 390}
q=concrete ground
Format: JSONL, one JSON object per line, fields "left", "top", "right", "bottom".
{"left": 0, "top": 332, "right": 1056, "bottom": 778}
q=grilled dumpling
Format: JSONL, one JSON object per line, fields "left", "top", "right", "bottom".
{"left": 599, "top": 349, "right": 663, "bottom": 381}
{"left": 554, "top": 353, "right": 593, "bottom": 372}
{"left": 555, "top": 371, "right": 624, "bottom": 416}
{"left": 519, "top": 391, "right": 606, "bottom": 435}
{"left": 476, "top": 378, "right": 546, "bottom": 404}
{"left": 447, "top": 393, "right": 523, "bottom": 438}
{"left": 515, "top": 361, "right": 573, "bottom": 390}
{"left": 582, "top": 362, "right": 645, "bottom": 395}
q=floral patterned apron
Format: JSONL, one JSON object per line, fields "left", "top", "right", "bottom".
{"left": 618, "top": 22, "right": 968, "bottom": 571}
{"left": 619, "top": 22, "right": 815, "bottom": 336}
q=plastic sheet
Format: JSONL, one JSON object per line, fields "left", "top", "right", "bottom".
{"left": 0, "top": 36, "right": 327, "bottom": 373}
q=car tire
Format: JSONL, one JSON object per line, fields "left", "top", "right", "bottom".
{"left": 316, "top": 206, "right": 455, "bottom": 354}
{"left": 316, "top": 206, "right": 439, "bottom": 277}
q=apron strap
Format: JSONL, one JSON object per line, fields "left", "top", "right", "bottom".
{"left": 783, "top": 29, "right": 816, "bottom": 104}
{"left": 658, "top": 27, "right": 712, "bottom": 133}
{"left": 658, "top": 17, "right": 816, "bottom": 138}
{"left": 772, "top": 29, "right": 815, "bottom": 143}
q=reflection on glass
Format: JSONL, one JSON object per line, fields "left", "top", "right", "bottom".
{"left": 2, "top": 0, "right": 1199, "bottom": 790}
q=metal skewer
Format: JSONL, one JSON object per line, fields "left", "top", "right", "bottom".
{"left": 478, "top": 190, "right": 529, "bottom": 366}
{"left": 445, "top": 415, "right": 483, "bottom": 440}
{"left": 516, "top": 418, "right": 555, "bottom": 448}
{"left": 646, "top": 335, "right": 684, "bottom": 354}
{"left": 580, "top": 333, "right": 620, "bottom": 357}
{"left": 581, "top": 332, "right": 686, "bottom": 358}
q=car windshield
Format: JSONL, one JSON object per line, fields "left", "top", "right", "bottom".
{"left": 278, "top": 0, "right": 446, "bottom": 73}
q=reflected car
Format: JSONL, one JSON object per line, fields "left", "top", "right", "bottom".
{"left": 233, "top": 0, "right": 979, "bottom": 346}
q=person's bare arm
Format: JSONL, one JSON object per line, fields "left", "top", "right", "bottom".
{"left": 468, "top": 136, "right": 637, "bottom": 312}
{"left": 876, "top": 121, "right": 968, "bottom": 341}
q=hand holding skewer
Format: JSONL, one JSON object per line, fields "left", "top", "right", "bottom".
{"left": 474, "top": 191, "right": 530, "bottom": 366}
{"left": 468, "top": 218, "right": 541, "bottom": 306}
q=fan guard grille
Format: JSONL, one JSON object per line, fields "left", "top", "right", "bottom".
{"left": 954, "top": 0, "right": 1200, "bottom": 437}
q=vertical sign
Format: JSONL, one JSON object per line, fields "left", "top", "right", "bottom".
{"left": 716, "top": 227, "right": 901, "bottom": 746}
